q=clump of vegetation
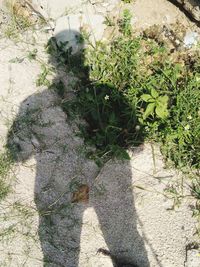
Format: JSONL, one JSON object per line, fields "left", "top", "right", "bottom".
{"left": 48, "top": 10, "right": 200, "bottom": 172}
{"left": 0, "top": 151, "right": 13, "bottom": 201}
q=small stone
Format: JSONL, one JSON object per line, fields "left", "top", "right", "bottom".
{"left": 186, "top": 249, "right": 200, "bottom": 267}
{"left": 183, "top": 31, "right": 199, "bottom": 48}
{"left": 163, "top": 199, "right": 174, "bottom": 210}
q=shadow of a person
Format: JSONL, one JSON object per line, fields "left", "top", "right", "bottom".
{"left": 6, "top": 30, "right": 150, "bottom": 267}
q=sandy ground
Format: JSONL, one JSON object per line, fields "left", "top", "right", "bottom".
{"left": 0, "top": 0, "right": 199, "bottom": 266}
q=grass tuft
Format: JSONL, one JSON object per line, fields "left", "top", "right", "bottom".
{"left": 0, "top": 151, "right": 13, "bottom": 201}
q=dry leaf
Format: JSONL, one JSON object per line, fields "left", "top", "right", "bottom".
{"left": 71, "top": 184, "right": 89, "bottom": 203}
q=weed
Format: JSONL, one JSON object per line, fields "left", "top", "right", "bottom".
{"left": 190, "top": 178, "right": 200, "bottom": 200}
{"left": 160, "top": 66, "right": 200, "bottom": 168}
{"left": 140, "top": 88, "right": 169, "bottom": 120}
{"left": 104, "top": 16, "right": 115, "bottom": 27}
{"left": 36, "top": 64, "right": 52, "bottom": 87}
{"left": 118, "top": 9, "right": 132, "bottom": 36}
{"left": 164, "top": 184, "right": 183, "bottom": 208}
{"left": 46, "top": 36, "right": 87, "bottom": 76}
{"left": 0, "top": 151, "right": 13, "bottom": 201}
{"left": 27, "top": 49, "right": 38, "bottom": 61}
{"left": 9, "top": 49, "right": 38, "bottom": 64}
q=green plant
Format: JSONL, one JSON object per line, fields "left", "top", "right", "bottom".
{"left": 140, "top": 88, "right": 169, "bottom": 120}
{"left": 104, "top": 16, "right": 115, "bottom": 27}
{"left": 118, "top": 9, "right": 132, "bottom": 36}
{"left": 64, "top": 82, "right": 143, "bottom": 161}
{"left": 36, "top": 64, "right": 52, "bottom": 87}
{"left": 27, "top": 49, "right": 38, "bottom": 61}
{"left": 58, "top": 33, "right": 145, "bottom": 161}
{"left": 49, "top": 8, "right": 200, "bottom": 173}
{"left": 160, "top": 64, "right": 200, "bottom": 168}
{"left": 0, "top": 151, "right": 13, "bottom": 201}
{"left": 190, "top": 178, "right": 200, "bottom": 200}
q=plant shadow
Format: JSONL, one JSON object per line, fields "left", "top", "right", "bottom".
{"left": 6, "top": 30, "right": 150, "bottom": 267}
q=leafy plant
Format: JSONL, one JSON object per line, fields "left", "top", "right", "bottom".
{"left": 36, "top": 64, "right": 52, "bottom": 87}
{"left": 141, "top": 88, "right": 169, "bottom": 120}
{"left": 118, "top": 9, "right": 132, "bottom": 36}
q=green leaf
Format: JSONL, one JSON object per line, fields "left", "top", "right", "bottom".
{"left": 143, "top": 103, "right": 155, "bottom": 119}
{"left": 141, "top": 94, "right": 153, "bottom": 102}
{"left": 138, "top": 117, "right": 144, "bottom": 124}
{"left": 158, "top": 95, "right": 169, "bottom": 105}
{"left": 148, "top": 98, "right": 155, "bottom": 103}
{"left": 114, "top": 147, "right": 130, "bottom": 160}
{"left": 155, "top": 104, "right": 169, "bottom": 119}
{"left": 151, "top": 88, "right": 159, "bottom": 98}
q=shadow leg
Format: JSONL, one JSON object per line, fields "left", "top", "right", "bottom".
{"left": 92, "top": 160, "right": 150, "bottom": 267}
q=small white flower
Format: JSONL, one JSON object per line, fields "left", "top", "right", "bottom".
{"left": 104, "top": 95, "right": 110, "bottom": 100}
{"left": 196, "top": 76, "right": 200, "bottom": 82}
{"left": 187, "top": 115, "right": 192, "bottom": 120}
{"left": 184, "top": 124, "right": 190, "bottom": 130}
{"left": 135, "top": 125, "right": 140, "bottom": 131}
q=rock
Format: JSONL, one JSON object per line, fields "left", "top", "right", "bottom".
{"left": 31, "top": 0, "right": 119, "bottom": 19}
{"left": 31, "top": 0, "right": 82, "bottom": 19}
{"left": 183, "top": 31, "right": 199, "bottom": 47}
{"left": 174, "top": 0, "right": 200, "bottom": 22}
{"left": 54, "top": 14, "right": 106, "bottom": 52}
{"left": 186, "top": 249, "right": 200, "bottom": 267}
{"left": 128, "top": 0, "right": 192, "bottom": 29}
